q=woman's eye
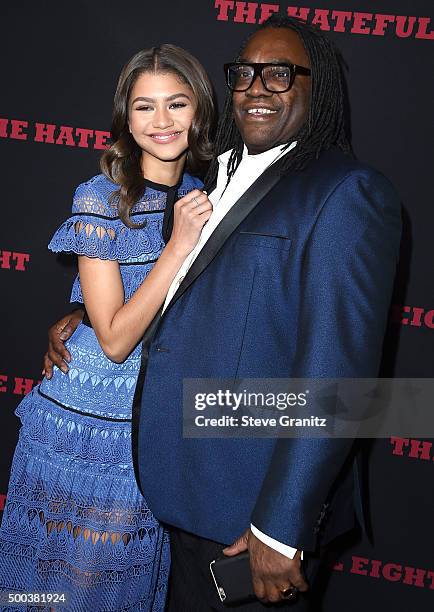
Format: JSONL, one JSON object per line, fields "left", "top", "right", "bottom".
{"left": 135, "top": 105, "right": 152, "bottom": 111}
{"left": 169, "top": 102, "right": 187, "bottom": 109}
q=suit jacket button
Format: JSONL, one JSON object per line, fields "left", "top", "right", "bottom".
{"left": 155, "top": 346, "right": 170, "bottom": 353}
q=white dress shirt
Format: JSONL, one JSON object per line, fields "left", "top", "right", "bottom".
{"left": 163, "top": 142, "right": 301, "bottom": 560}
{"left": 162, "top": 142, "right": 296, "bottom": 313}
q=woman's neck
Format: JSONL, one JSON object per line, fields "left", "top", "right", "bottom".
{"left": 141, "top": 152, "right": 186, "bottom": 187}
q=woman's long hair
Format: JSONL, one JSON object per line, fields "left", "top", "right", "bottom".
{"left": 101, "top": 44, "right": 215, "bottom": 227}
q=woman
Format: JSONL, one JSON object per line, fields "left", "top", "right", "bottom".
{"left": 0, "top": 45, "right": 214, "bottom": 611}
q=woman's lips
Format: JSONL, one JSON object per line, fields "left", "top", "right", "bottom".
{"left": 149, "top": 131, "right": 182, "bottom": 143}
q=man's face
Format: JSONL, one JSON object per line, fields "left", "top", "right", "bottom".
{"left": 232, "top": 27, "right": 311, "bottom": 154}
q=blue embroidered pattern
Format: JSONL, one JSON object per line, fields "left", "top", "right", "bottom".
{"left": 0, "top": 173, "right": 201, "bottom": 612}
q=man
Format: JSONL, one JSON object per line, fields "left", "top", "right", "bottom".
{"left": 45, "top": 15, "right": 401, "bottom": 610}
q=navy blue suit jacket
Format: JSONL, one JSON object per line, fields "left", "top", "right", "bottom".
{"left": 132, "top": 147, "right": 401, "bottom": 552}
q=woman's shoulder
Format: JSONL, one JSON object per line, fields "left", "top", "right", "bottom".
{"left": 72, "top": 174, "right": 119, "bottom": 217}
{"left": 72, "top": 172, "right": 203, "bottom": 216}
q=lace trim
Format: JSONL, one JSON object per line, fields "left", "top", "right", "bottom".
{"left": 49, "top": 171, "right": 202, "bottom": 275}
{"left": 0, "top": 537, "right": 169, "bottom": 610}
{"left": 38, "top": 325, "right": 140, "bottom": 420}
{"left": 16, "top": 390, "right": 133, "bottom": 465}
{"left": 73, "top": 176, "right": 169, "bottom": 216}
{"left": 37, "top": 389, "right": 132, "bottom": 422}
{"left": 72, "top": 173, "right": 201, "bottom": 217}
{"left": 48, "top": 216, "right": 164, "bottom": 261}
{"left": 0, "top": 436, "right": 170, "bottom": 608}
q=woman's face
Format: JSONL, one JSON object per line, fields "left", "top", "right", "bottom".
{"left": 128, "top": 71, "right": 196, "bottom": 165}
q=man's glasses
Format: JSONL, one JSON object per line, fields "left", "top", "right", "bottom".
{"left": 224, "top": 62, "right": 311, "bottom": 93}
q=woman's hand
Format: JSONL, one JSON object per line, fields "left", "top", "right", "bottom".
{"left": 168, "top": 189, "right": 212, "bottom": 257}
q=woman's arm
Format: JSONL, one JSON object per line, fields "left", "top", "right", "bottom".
{"left": 79, "top": 189, "right": 211, "bottom": 362}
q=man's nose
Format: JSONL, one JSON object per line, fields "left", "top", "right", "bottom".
{"left": 246, "top": 73, "right": 272, "bottom": 97}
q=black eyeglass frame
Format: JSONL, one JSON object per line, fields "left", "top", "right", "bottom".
{"left": 223, "top": 62, "right": 311, "bottom": 93}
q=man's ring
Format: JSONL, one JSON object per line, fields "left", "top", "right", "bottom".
{"left": 192, "top": 196, "right": 201, "bottom": 207}
{"left": 281, "top": 586, "right": 298, "bottom": 600}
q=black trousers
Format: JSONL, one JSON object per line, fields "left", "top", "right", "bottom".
{"left": 165, "top": 527, "right": 323, "bottom": 612}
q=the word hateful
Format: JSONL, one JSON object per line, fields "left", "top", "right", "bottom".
{"left": 214, "top": 2, "right": 434, "bottom": 39}
{"left": 0, "top": 118, "right": 110, "bottom": 150}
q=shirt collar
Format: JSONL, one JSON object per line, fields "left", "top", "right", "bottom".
{"left": 217, "top": 141, "right": 296, "bottom": 169}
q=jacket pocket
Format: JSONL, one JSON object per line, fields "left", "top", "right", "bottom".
{"left": 237, "top": 231, "right": 292, "bottom": 251}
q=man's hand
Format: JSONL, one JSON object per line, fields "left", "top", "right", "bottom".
{"left": 223, "top": 529, "right": 308, "bottom": 603}
{"left": 42, "top": 309, "right": 84, "bottom": 379}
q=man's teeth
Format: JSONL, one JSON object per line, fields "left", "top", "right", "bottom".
{"left": 247, "top": 108, "right": 276, "bottom": 114}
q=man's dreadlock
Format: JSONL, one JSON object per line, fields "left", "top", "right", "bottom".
{"left": 205, "top": 14, "right": 352, "bottom": 190}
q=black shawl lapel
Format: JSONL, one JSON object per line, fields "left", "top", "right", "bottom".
{"left": 163, "top": 158, "right": 285, "bottom": 315}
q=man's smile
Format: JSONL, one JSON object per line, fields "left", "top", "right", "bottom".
{"left": 243, "top": 105, "right": 279, "bottom": 120}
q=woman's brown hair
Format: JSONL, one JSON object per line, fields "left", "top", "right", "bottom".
{"left": 100, "top": 44, "right": 215, "bottom": 227}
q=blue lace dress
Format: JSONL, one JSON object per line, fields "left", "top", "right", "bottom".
{"left": 0, "top": 172, "right": 201, "bottom": 612}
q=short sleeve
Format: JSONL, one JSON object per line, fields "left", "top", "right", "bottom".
{"left": 48, "top": 178, "right": 157, "bottom": 260}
